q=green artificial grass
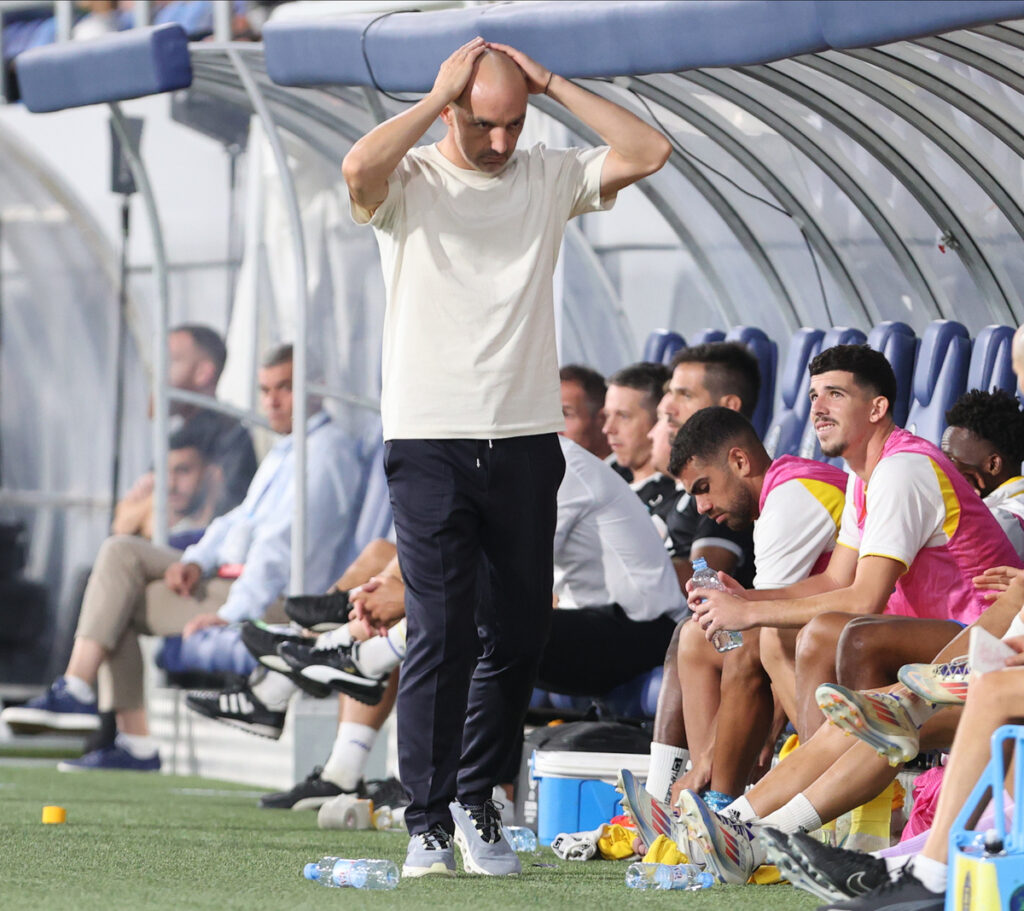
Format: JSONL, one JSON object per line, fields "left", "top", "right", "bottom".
{"left": 0, "top": 765, "right": 820, "bottom": 911}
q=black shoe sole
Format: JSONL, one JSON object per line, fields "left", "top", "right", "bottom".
{"left": 185, "top": 698, "right": 284, "bottom": 740}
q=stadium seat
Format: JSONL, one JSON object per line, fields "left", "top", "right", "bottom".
{"left": 798, "top": 326, "right": 868, "bottom": 463}
{"left": 642, "top": 329, "right": 686, "bottom": 365}
{"left": 867, "top": 321, "right": 918, "bottom": 428}
{"left": 17, "top": 23, "right": 191, "bottom": 113}
{"left": 725, "top": 326, "right": 777, "bottom": 438}
{"left": 763, "top": 327, "right": 825, "bottom": 457}
{"left": 905, "top": 320, "right": 971, "bottom": 446}
{"left": 968, "top": 324, "right": 1018, "bottom": 398}
{"left": 690, "top": 328, "right": 726, "bottom": 345}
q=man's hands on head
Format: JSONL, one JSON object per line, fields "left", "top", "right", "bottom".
{"left": 165, "top": 561, "right": 202, "bottom": 597}
{"left": 431, "top": 36, "right": 488, "bottom": 104}
{"left": 487, "top": 42, "right": 551, "bottom": 94}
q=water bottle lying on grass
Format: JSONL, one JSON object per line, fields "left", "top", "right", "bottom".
{"left": 302, "top": 857, "right": 399, "bottom": 890}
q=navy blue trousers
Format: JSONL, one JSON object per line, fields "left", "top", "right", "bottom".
{"left": 385, "top": 434, "right": 565, "bottom": 835}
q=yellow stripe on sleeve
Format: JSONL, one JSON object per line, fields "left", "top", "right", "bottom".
{"left": 799, "top": 478, "right": 846, "bottom": 532}
{"left": 930, "top": 461, "right": 961, "bottom": 541}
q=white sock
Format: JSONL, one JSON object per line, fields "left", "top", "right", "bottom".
{"left": 909, "top": 855, "right": 947, "bottom": 893}
{"left": 354, "top": 622, "right": 407, "bottom": 678}
{"left": 116, "top": 732, "right": 158, "bottom": 759}
{"left": 724, "top": 795, "right": 758, "bottom": 823}
{"left": 250, "top": 670, "right": 298, "bottom": 712}
{"left": 884, "top": 855, "right": 911, "bottom": 875}
{"left": 646, "top": 743, "right": 688, "bottom": 804}
{"left": 759, "top": 792, "right": 822, "bottom": 833}
{"left": 1004, "top": 612, "right": 1024, "bottom": 640}
{"left": 315, "top": 625, "right": 353, "bottom": 651}
{"left": 63, "top": 674, "right": 96, "bottom": 704}
{"left": 322, "top": 721, "right": 377, "bottom": 790}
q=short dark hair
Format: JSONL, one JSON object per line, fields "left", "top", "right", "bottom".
{"left": 669, "top": 342, "right": 761, "bottom": 419}
{"left": 168, "top": 422, "right": 213, "bottom": 460}
{"left": 560, "top": 364, "right": 607, "bottom": 417}
{"left": 808, "top": 344, "right": 897, "bottom": 414}
{"left": 946, "top": 388, "right": 1024, "bottom": 466}
{"left": 261, "top": 343, "right": 294, "bottom": 370}
{"left": 607, "top": 361, "right": 671, "bottom": 418}
{"left": 171, "top": 324, "right": 227, "bottom": 381}
{"left": 669, "top": 406, "right": 764, "bottom": 476}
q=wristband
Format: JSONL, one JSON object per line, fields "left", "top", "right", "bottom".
{"left": 544, "top": 72, "right": 554, "bottom": 95}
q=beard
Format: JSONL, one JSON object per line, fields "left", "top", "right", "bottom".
{"left": 724, "top": 484, "right": 758, "bottom": 531}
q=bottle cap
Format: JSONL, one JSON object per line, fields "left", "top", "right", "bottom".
{"left": 303, "top": 863, "right": 319, "bottom": 880}
{"left": 42, "top": 805, "right": 67, "bottom": 824}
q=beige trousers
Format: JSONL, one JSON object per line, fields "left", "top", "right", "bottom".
{"left": 76, "top": 534, "right": 284, "bottom": 711}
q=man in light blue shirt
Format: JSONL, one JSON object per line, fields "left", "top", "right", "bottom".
{"left": 2, "top": 344, "right": 363, "bottom": 772}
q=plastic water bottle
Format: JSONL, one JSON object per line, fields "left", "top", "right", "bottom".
{"left": 692, "top": 557, "right": 743, "bottom": 653}
{"left": 503, "top": 825, "right": 539, "bottom": 852}
{"left": 302, "top": 857, "right": 399, "bottom": 889}
{"left": 625, "top": 862, "right": 715, "bottom": 891}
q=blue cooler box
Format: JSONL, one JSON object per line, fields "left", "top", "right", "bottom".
{"left": 531, "top": 749, "right": 650, "bottom": 845}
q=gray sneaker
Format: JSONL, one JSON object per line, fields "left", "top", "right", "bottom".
{"left": 450, "top": 799, "right": 521, "bottom": 876}
{"left": 403, "top": 824, "right": 456, "bottom": 878}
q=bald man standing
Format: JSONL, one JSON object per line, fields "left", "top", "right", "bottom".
{"left": 343, "top": 39, "right": 669, "bottom": 876}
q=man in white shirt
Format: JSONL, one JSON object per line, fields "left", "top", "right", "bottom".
{"left": 343, "top": 37, "right": 669, "bottom": 877}
{"left": 3, "top": 345, "right": 362, "bottom": 771}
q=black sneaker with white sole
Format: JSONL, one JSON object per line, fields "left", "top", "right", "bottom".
{"left": 816, "top": 865, "right": 942, "bottom": 911}
{"left": 759, "top": 827, "right": 888, "bottom": 903}
{"left": 259, "top": 765, "right": 364, "bottom": 810}
{"left": 284, "top": 590, "right": 350, "bottom": 632}
{"left": 185, "top": 679, "right": 286, "bottom": 739}
{"left": 239, "top": 621, "right": 332, "bottom": 699}
{"left": 276, "top": 640, "right": 385, "bottom": 705}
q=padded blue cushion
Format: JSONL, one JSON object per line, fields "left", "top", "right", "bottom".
{"left": 725, "top": 326, "right": 777, "bottom": 438}
{"left": 906, "top": 320, "right": 970, "bottom": 446}
{"left": 642, "top": 329, "right": 686, "bottom": 365}
{"left": 968, "top": 325, "right": 1017, "bottom": 398}
{"left": 690, "top": 329, "right": 726, "bottom": 346}
{"left": 867, "top": 321, "right": 918, "bottom": 428}
{"left": 263, "top": 0, "right": 1024, "bottom": 90}
{"left": 763, "top": 327, "right": 824, "bottom": 458}
{"left": 17, "top": 23, "right": 191, "bottom": 113}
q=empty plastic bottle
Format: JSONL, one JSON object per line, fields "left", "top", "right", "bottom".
{"left": 302, "top": 857, "right": 399, "bottom": 890}
{"left": 502, "top": 825, "right": 539, "bottom": 852}
{"left": 691, "top": 557, "right": 742, "bottom": 653}
{"left": 625, "top": 862, "right": 715, "bottom": 891}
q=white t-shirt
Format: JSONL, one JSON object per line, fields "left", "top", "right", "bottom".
{"left": 553, "top": 437, "right": 686, "bottom": 623}
{"left": 836, "top": 452, "right": 949, "bottom": 566}
{"left": 753, "top": 478, "right": 842, "bottom": 590}
{"left": 354, "top": 142, "right": 614, "bottom": 441}
{"left": 985, "top": 476, "right": 1024, "bottom": 560}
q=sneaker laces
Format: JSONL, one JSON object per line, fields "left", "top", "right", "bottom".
{"left": 935, "top": 656, "right": 969, "bottom": 678}
{"left": 302, "top": 764, "right": 326, "bottom": 784}
{"left": 421, "top": 824, "right": 452, "bottom": 850}
{"left": 464, "top": 799, "right": 503, "bottom": 844}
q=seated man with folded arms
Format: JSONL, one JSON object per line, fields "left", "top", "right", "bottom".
{"left": 664, "top": 407, "right": 846, "bottom": 810}
{"left": 1, "top": 345, "right": 362, "bottom": 772}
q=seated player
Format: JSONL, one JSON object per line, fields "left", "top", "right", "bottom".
{"left": 666, "top": 406, "right": 846, "bottom": 809}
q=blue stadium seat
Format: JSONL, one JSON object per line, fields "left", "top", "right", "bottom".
{"left": 764, "top": 327, "right": 825, "bottom": 457}
{"left": 968, "top": 325, "right": 1018, "bottom": 398}
{"left": 690, "top": 329, "right": 726, "bottom": 346}
{"left": 905, "top": 320, "right": 971, "bottom": 446}
{"left": 642, "top": 329, "right": 686, "bottom": 365}
{"left": 17, "top": 23, "right": 191, "bottom": 113}
{"left": 725, "top": 326, "right": 777, "bottom": 438}
{"left": 867, "top": 321, "right": 918, "bottom": 428}
{"left": 798, "top": 326, "right": 868, "bottom": 463}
